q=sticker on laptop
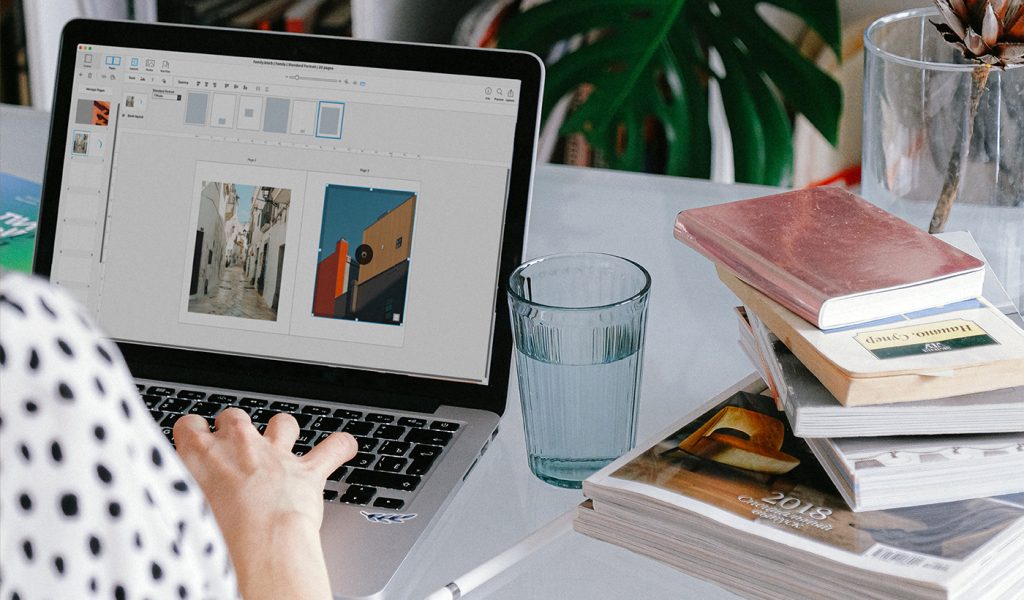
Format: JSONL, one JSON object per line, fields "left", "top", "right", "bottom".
{"left": 360, "top": 511, "right": 417, "bottom": 524}
{"left": 855, "top": 319, "right": 997, "bottom": 359}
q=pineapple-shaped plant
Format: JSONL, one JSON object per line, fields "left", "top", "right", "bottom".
{"left": 928, "top": 0, "right": 1024, "bottom": 232}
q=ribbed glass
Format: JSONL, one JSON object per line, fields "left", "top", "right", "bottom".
{"left": 508, "top": 253, "right": 651, "bottom": 488}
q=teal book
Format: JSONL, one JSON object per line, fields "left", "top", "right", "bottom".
{"left": 0, "top": 172, "right": 41, "bottom": 273}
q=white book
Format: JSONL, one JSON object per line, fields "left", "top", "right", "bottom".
{"left": 746, "top": 310, "right": 1024, "bottom": 438}
{"left": 808, "top": 433, "right": 1024, "bottom": 512}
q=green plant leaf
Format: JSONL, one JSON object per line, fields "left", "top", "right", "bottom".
{"left": 715, "top": 0, "right": 842, "bottom": 144}
{"left": 498, "top": 0, "right": 679, "bottom": 57}
{"left": 496, "top": 0, "right": 841, "bottom": 185}
{"left": 751, "top": 0, "right": 842, "bottom": 59}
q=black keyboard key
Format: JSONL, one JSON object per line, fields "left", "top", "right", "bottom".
{"left": 149, "top": 409, "right": 164, "bottom": 423}
{"left": 373, "top": 497, "right": 404, "bottom": 509}
{"left": 334, "top": 409, "right": 362, "bottom": 420}
{"left": 292, "top": 444, "right": 313, "bottom": 456}
{"left": 143, "top": 394, "right": 164, "bottom": 409}
{"left": 365, "top": 413, "right": 394, "bottom": 424}
{"left": 406, "top": 429, "right": 452, "bottom": 447}
{"left": 340, "top": 485, "right": 376, "bottom": 505}
{"left": 177, "top": 390, "right": 206, "bottom": 400}
{"left": 312, "top": 417, "right": 344, "bottom": 432}
{"left": 302, "top": 405, "right": 331, "bottom": 416}
{"left": 373, "top": 425, "right": 406, "bottom": 440}
{"left": 159, "top": 398, "right": 191, "bottom": 413}
{"left": 289, "top": 413, "right": 312, "bottom": 428}
{"left": 270, "top": 401, "right": 299, "bottom": 412}
{"left": 410, "top": 444, "right": 444, "bottom": 460}
{"left": 250, "top": 409, "right": 275, "bottom": 424}
{"left": 315, "top": 431, "right": 332, "bottom": 444}
{"left": 407, "top": 457, "right": 435, "bottom": 476}
{"left": 136, "top": 383, "right": 146, "bottom": 392}
{"left": 239, "top": 398, "right": 268, "bottom": 408}
{"left": 204, "top": 417, "right": 216, "bottom": 430}
{"left": 323, "top": 490, "right": 338, "bottom": 501}
{"left": 161, "top": 413, "right": 184, "bottom": 427}
{"left": 374, "top": 456, "right": 408, "bottom": 473}
{"left": 255, "top": 423, "right": 267, "bottom": 434}
{"left": 347, "top": 453, "right": 375, "bottom": 468}
{"left": 328, "top": 466, "right": 348, "bottom": 482}
{"left": 188, "top": 401, "right": 220, "bottom": 417}
{"left": 430, "top": 421, "right": 460, "bottom": 432}
{"left": 147, "top": 386, "right": 175, "bottom": 396}
{"left": 378, "top": 441, "right": 411, "bottom": 456}
{"left": 347, "top": 469, "right": 421, "bottom": 492}
{"left": 354, "top": 437, "right": 379, "bottom": 453}
{"left": 162, "top": 427, "right": 174, "bottom": 443}
{"left": 209, "top": 394, "right": 237, "bottom": 404}
{"left": 343, "top": 421, "right": 374, "bottom": 436}
{"left": 398, "top": 417, "right": 427, "bottom": 428}
{"left": 296, "top": 429, "right": 316, "bottom": 445}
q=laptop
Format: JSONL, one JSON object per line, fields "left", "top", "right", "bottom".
{"left": 34, "top": 19, "right": 542, "bottom": 599}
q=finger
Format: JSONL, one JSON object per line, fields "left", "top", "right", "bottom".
{"left": 303, "top": 432, "right": 358, "bottom": 478}
{"left": 173, "top": 414, "right": 214, "bottom": 462}
{"left": 215, "top": 407, "right": 254, "bottom": 436}
{"left": 264, "top": 412, "right": 300, "bottom": 451}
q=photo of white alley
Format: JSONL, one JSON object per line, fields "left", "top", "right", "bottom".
{"left": 188, "top": 181, "right": 290, "bottom": 321}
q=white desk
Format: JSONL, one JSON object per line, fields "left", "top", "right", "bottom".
{"left": 392, "top": 166, "right": 776, "bottom": 600}
{"left": 1, "top": 104, "right": 770, "bottom": 599}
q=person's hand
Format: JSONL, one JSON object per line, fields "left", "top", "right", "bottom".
{"left": 174, "top": 408, "right": 356, "bottom": 600}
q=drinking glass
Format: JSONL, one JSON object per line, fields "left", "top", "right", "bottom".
{"left": 507, "top": 252, "right": 651, "bottom": 488}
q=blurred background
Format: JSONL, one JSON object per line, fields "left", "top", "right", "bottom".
{"left": 1, "top": 0, "right": 923, "bottom": 186}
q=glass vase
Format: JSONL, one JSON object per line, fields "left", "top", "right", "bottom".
{"left": 862, "top": 7, "right": 1024, "bottom": 310}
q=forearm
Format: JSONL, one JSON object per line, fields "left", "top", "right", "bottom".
{"left": 227, "top": 513, "right": 333, "bottom": 600}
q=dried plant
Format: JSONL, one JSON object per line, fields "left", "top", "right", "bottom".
{"left": 932, "top": 0, "right": 1024, "bottom": 68}
{"left": 928, "top": 0, "right": 1024, "bottom": 231}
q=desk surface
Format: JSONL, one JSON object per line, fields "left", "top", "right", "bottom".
{"left": 2, "top": 103, "right": 770, "bottom": 599}
{"left": 393, "top": 165, "right": 772, "bottom": 600}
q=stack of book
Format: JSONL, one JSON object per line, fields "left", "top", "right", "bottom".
{"left": 574, "top": 188, "right": 1024, "bottom": 600}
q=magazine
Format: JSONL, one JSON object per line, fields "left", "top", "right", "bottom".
{"left": 0, "top": 172, "right": 41, "bottom": 272}
{"left": 578, "top": 375, "right": 1024, "bottom": 600}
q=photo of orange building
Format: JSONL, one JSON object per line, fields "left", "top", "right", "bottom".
{"left": 312, "top": 185, "right": 416, "bottom": 326}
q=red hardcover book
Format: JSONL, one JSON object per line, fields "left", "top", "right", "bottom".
{"left": 674, "top": 187, "right": 985, "bottom": 329}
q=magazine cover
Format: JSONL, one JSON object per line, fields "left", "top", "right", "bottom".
{"left": 586, "top": 375, "right": 1024, "bottom": 582}
{"left": 0, "top": 172, "right": 41, "bottom": 272}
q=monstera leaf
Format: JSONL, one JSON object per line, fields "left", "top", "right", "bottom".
{"left": 497, "top": 0, "right": 842, "bottom": 185}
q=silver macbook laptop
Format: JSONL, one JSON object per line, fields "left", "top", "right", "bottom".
{"left": 35, "top": 19, "right": 543, "bottom": 599}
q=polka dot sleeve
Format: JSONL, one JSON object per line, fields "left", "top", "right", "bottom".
{"left": 0, "top": 273, "right": 241, "bottom": 600}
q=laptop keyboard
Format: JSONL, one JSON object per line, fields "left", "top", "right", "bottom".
{"left": 139, "top": 383, "right": 461, "bottom": 511}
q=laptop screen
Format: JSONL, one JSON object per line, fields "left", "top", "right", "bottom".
{"left": 50, "top": 42, "right": 525, "bottom": 386}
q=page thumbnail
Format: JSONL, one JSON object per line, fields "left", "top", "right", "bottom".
{"left": 312, "top": 185, "right": 416, "bottom": 327}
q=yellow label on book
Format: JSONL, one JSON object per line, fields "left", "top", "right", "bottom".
{"left": 855, "top": 319, "right": 996, "bottom": 359}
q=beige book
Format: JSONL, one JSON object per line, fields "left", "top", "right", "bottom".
{"left": 718, "top": 267, "right": 1024, "bottom": 406}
